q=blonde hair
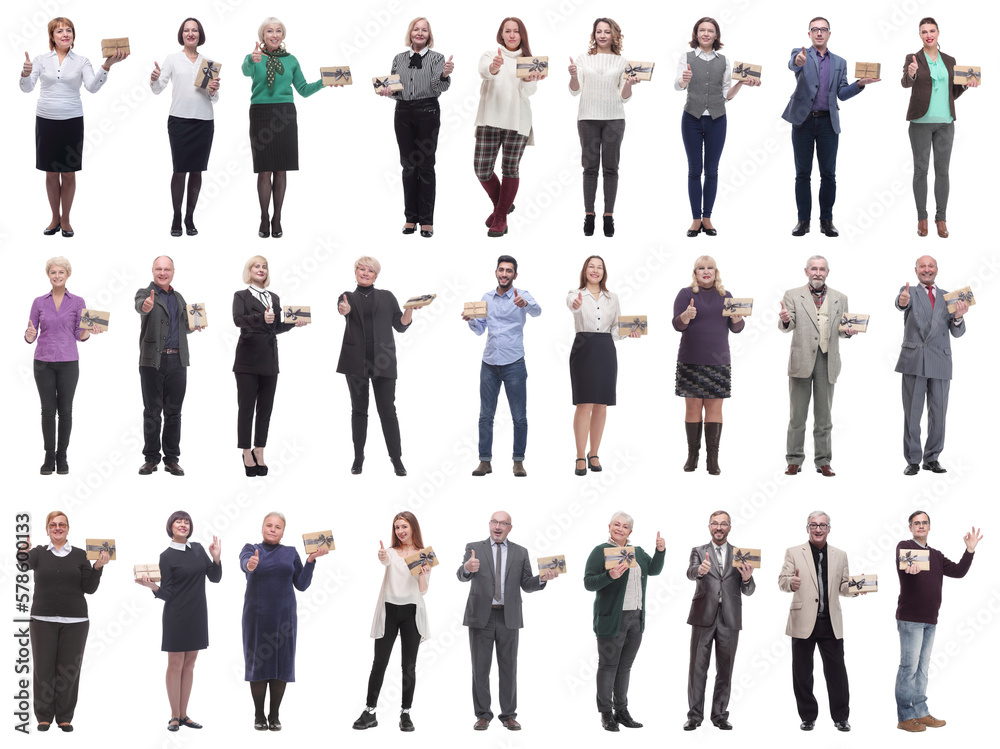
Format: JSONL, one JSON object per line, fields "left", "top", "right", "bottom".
{"left": 257, "top": 17, "right": 285, "bottom": 45}
{"left": 242, "top": 255, "right": 270, "bottom": 286}
{"left": 354, "top": 256, "right": 381, "bottom": 275}
{"left": 47, "top": 17, "right": 75, "bottom": 51}
{"left": 689, "top": 255, "right": 726, "bottom": 296}
{"left": 45, "top": 256, "right": 72, "bottom": 277}
{"left": 404, "top": 17, "right": 434, "bottom": 48}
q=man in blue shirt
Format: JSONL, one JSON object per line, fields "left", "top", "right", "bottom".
{"left": 464, "top": 256, "right": 541, "bottom": 477}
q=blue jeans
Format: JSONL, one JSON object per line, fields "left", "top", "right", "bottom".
{"left": 479, "top": 358, "right": 527, "bottom": 461}
{"left": 681, "top": 112, "right": 727, "bottom": 219}
{"left": 895, "top": 620, "right": 935, "bottom": 721}
{"left": 791, "top": 115, "right": 839, "bottom": 220}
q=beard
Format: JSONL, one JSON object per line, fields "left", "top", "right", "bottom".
{"left": 809, "top": 277, "right": 826, "bottom": 290}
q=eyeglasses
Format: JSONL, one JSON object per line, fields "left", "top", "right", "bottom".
{"left": 809, "top": 27, "right": 830, "bottom": 33}
{"left": 808, "top": 523, "right": 830, "bottom": 530}
{"left": 490, "top": 521, "right": 511, "bottom": 527}
{"left": 709, "top": 522, "right": 731, "bottom": 529}
{"left": 47, "top": 523, "right": 68, "bottom": 530}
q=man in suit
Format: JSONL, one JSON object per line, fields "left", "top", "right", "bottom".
{"left": 778, "top": 511, "right": 853, "bottom": 732}
{"left": 895, "top": 256, "right": 968, "bottom": 475}
{"left": 779, "top": 255, "right": 856, "bottom": 477}
{"left": 134, "top": 256, "right": 201, "bottom": 476}
{"left": 782, "top": 16, "right": 880, "bottom": 237}
{"left": 458, "top": 510, "right": 556, "bottom": 731}
{"left": 684, "top": 510, "right": 755, "bottom": 731}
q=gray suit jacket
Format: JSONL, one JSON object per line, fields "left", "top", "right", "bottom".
{"left": 686, "top": 543, "right": 755, "bottom": 630}
{"left": 134, "top": 283, "right": 191, "bottom": 368}
{"left": 778, "top": 285, "right": 849, "bottom": 383}
{"left": 457, "top": 539, "right": 545, "bottom": 630}
{"left": 894, "top": 284, "right": 966, "bottom": 379}
{"left": 781, "top": 47, "right": 863, "bottom": 134}
{"left": 777, "top": 543, "right": 850, "bottom": 639}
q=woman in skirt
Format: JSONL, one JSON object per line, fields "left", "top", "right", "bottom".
{"left": 672, "top": 255, "right": 745, "bottom": 475}
{"left": 20, "top": 17, "right": 128, "bottom": 237}
{"left": 150, "top": 18, "right": 220, "bottom": 237}
{"left": 567, "top": 255, "right": 641, "bottom": 476}
{"left": 242, "top": 17, "right": 327, "bottom": 238}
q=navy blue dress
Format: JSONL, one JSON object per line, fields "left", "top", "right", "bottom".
{"left": 154, "top": 542, "right": 222, "bottom": 652}
{"left": 240, "top": 542, "right": 315, "bottom": 681}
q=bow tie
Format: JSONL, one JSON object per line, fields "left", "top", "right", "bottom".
{"left": 409, "top": 54, "right": 423, "bottom": 69}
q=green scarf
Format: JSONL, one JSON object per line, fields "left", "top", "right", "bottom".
{"left": 262, "top": 46, "right": 290, "bottom": 89}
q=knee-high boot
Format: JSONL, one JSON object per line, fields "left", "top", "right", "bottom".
{"left": 683, "top": 421, "right": 702, "bottom": 472}
{"left": 704, "top": 422, "right": 722, "bottom": 476}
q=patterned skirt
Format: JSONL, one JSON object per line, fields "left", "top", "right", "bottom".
{"left": 675, "top": 362, "right": 731, "bottom": 399}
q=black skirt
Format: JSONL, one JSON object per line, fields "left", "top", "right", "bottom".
{"left": 249, "top": 103, "right": 299, "bottom": 172}
{"left": 167, "top": 116, "right": 214, "bottom": 172}
{"left": 675, "top": 362, "right": 732, "bottom": 399}
{"left": 570, "top": 332, "right": 617, "bottom": 405}
{"left": 35, "top": 116, "right": 84, "bottom": 172}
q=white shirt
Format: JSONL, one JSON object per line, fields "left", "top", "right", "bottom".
{"left": 570, "top": 52, "right": 630, "bottom": 121}
{"left": 566, "top": 288, "right": 626, "bottom": 338}
{"left": 674, "top": 49, "right": 733, "bottom": 107}
{"left": 247, "top": 284, "right": 273, "bottom": 310}
{"left": 168, "top": 540, "right": 192, "bottom": 551}
{"left": 381, "top": 548, "right": 428, "bottom": 605}
{"left": 150, "top": 51, "right": 220, "bottom": 119}
{"left": 33, "top": 543, "right": 88, "bottom": 624}
{"left": 20, "top": 50, "right": 108, "bottom": 119}
{"left": 475, "top": 47, "right": 537, "bottom": 142}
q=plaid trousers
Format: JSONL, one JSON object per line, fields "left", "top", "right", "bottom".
{"left": 474, "top": 125, "right": 528, "bottom": 180}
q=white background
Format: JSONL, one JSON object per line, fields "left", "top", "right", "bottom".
{"left": 4, "top": 0, "right": 998, "bottom": 746}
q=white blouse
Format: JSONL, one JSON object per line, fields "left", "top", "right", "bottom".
{"left": 150, "top": 51, "right": 220, "bottom": 119}
{"left": 475, "top": 47, "right": 537, "bottom": 143}
{"left": 20, "top": 50, "right": 108, "bottom": 119}
{"left": 566, "top": 288, "right": 626, "bottom": 339}
{"left": 570, "top": 52, "right": 630, "bottom": 120}
{"left": 370, "top": 548, "right": 430, "bottom": 642}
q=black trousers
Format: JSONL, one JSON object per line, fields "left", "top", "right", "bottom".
{"left": 791, "top": 615, "right": 850, "bottom": 722}
{"left": 235, "top": 373, "right": 279, "bottom": 448}
{"left": 30, "top": 619, "right": 89, "bottom": 724}
{"left": 139, "top": 353, "right": 187, "bottom": 464}
{"left": 596, "top": 609, "right": 642, "bottom": 713}
{"left": 33, "top": 360, "right": 79, "bottom": 453}
{"left": 394, "top": 99, "right": 440, "bottom": 225}
{"left": 346, "top": 374, "right": 401, "bottom": 460}
{"left": 366, "top": 603, "right": 420, "bottom": 709}
{"left": 470, "top": 607, "right": 520, "bottom": 721}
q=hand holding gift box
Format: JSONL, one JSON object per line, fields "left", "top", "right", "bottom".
{"left": 943, "top": 287, "right": 975, "bottom": 316}
{"left": 618, "top": 315, "right": 648, "bottom": 335}
{"left": 462, "top": 300, "right": 488, "bottom": 319}
{"left": 537, "top": 555, "right": 567, "bottom": 578}
{"left": 515, "top": 56, "right": 548, "bottom": 80}
{"left": 85, "top": 539, "right": 116, "bottom": 564}
{"left": 186, "top": 302, "right": 208, "bottom": 330}
{"left": 284, "top": 305, "right": 311, "bottom": 324}
{"left": 847, "top": 573, "right": 877, "bottom": 595}
{"left": 404, "top": 294, "right": 437, "bottom": 309}
{"left": 604, "top": 546, "right": 638, "bottom": 570}
{"left": 854, "top": 61, "right": 881, "bottom": 79}
{"left": 405, "top": 547, "right": 438, "bottom": 576}
{"left": 79, "top": 309, "right": 110, "bottom": 333}
{"left": 732, "top": 61, "right": 762, "bottom": 83}
{"left": 302, "top": 531, "right": 335, "bottom": 554}
{"left": 101, "top": 37, "right": 130, "bottom": 57}
{"left": 722, "top": 298, "right": 753, "bottom": 317}
{"left": 838, "top": 313, "right": 870, "bottom": 333}
{"left": 133, "top": 563, "right": 162, "bottom": 582}
{"left": 953, "top": 66, "right": 981, "bottom": 86}
{"left": 195, "top": 60, "right": 221, "bottom": 90}
{"left": 372, "top": 74, "right": 403, "bottom": 94}
{"left": 899, "top": 549, "right": 930, "bottom": 571}
{"left": 320, "top": 66, "right": 352, "bottom": 86}
{"left": 732, "top": 547, "right": 760, "bottom": 568}
{"left": 624, "top": 61, "right": 654, "bottom": 81}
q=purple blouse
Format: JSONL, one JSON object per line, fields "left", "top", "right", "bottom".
{"left": 26, "top": 291, "right": 87, "bottom": 362}
{"left": 672, "top": 286, "right": 745, "bottom": 365}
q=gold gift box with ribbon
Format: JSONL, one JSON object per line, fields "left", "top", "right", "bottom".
{"left": 624, "top": 61, "right": 655, "bottom": 80}
{"left": 404, "top": 546, "right": 438, "bottom": 576}
{"left": 732, "top": 547, "right": 761, "bottom": 569}
{"left": 732, "top": 61, "right": 762, "bottom": 82}
{"left": 133, "top": 564, "right": 161, "bottom": 582}
{"left": 284, "top": 305, "right": 311, "bottom": 324}
{"left": 854, "top": 62, "right": 881, "bottom": 78}
{"left": 618, "top": 315, "right": 648, "bottom": 335}
{"left": 186, "top": 302, "right": 208, "bottom": 330}
{"left": 79, "top": 309, "right": 110, "bottom": 332}
{"left": 302, "top": 531, "right": 335, "bottom": 554}
{"left": 194, "top": 60, "right": 221, "bottom": 90}
{"left": 515, "top": 56, "right": 549, "bottom": 78}
{"left": 86, "top": 539, "right": 116, "bottom": 561}
{"left": 321, "top": 66, "right": 352, "bottom": 85}
{"left": 838, "top": 313, "right": 870, "bottom": 333}
{"left": 404, "top": 294, "right": 436, "bottom": 309}
{"left": 372, "top": 74, "right": 403, "bottom": 93}
{"left": 953, "top": 66, "right": 981, "bottom": 85}
{"left": 847, "top": 572, "right": 877, "bottom": 595}
{"left": 604, "top": 546, "right": 638, "bottom": 569}
{"left": 101, "top": 38, "right": 130, "bottom": 57}
{"left": 537, "top": 555, "right": 567, "bottom": 576}
{"left": 943, "top": 287, "right": 975, "bottom": 315}
{"left": 722, "top": 298, "right": 753, "bottom": 317}
{"left": 898, "top": 549, "right": 930, "bottom": 571}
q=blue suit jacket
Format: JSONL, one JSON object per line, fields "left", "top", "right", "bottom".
{"left": 781, "top": 47, "right": 863, "bottom": 134}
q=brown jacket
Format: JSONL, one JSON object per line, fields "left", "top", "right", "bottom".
{"left": 901, "top": 50, "right": 966, "bottom": 121}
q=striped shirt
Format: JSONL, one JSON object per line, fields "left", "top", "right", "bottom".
{"left": 389, "top": 47, "right": 452, "bottom": 101}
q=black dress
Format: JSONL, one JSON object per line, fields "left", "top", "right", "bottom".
{"left": 154, "top": 542, "right": 222, "bottom": 652}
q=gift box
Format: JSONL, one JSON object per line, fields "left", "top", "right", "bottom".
{"left": 618, "top": 315, "right": 648, "bottom": 335}
{"left": 133, "top": 563, "right": 161, "bottom": 582}
{"left": 953, "top": 66, "right": 981, "bottom": 85}
{"left": 464, "top": 301, "right": 488, "bottom": 319}
{"left": 194, "top": 60, "right": 221, "bottom": 90}
{"left": 186, "top": 302, "right": 208, "bottom": 330}
{"left": 79, "top": 309, "right": 110, "bottom": 332}
{"left": 732, "top": 547, "right": 761, "bottom": 568}
{"left": 847, "top": 572, "right": 877, "bottom": 595}
{"left": 404, "top": 294, "right": 437, "bottom": 309}
{"left": 372, "top": 75, "right": 403, "bottom": 92}
{"left": 943, "top": 287, "right": 975, "bottom": 315}
{"left": 624, "top": 61, "right": 655, "bottom": 80}
{"left": 604, "top": 546, "right": 638, "bottom": 569}
{"left": 302, "top": 531, "right": 335, "bottom": 554}
{"left": 284, "top": 305, "right": 311, "bottom": 323}
{"left": 320, "top": 66, "right": 352, "bottom": 85}
{"left": 537, "top": 555, "right": 567, "bottom": 576}
{"left": 101, "top": 38, "right": 130, "bottom": 57}
{"left": 732, "top": 61, "right": 762, "bottom": 82}
{"left": 838, "top": 313, "right": 870, "bottom": 333}
{"left": 86, "top": 539, "right": 116, "bottom": 561}
{"left": 854, "top": 62, "right": 881, "bottom": 78}
{"left": 405, "top": 547, "right": 438, "bottom": 576}
{"left": 515, "top": 56, "right": 549, "bottom": 78}
{"left": 722, "top": 298, "right": 753, "bottom": 317}
{"left": 898, "top": 549, "right": 930, "bottom": 571}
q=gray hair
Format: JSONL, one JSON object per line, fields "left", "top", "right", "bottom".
{"left": 805, "top": 255, "right": 828, "bottom": 270}
{"left": 807, "top": 510, "right": 830, "bottom": 525}
{"left": 609, "top": 511, "right": 633, "bottom": 529}
{"left": 45, "top": 256, "right": 72, "bottom": 277}
{"left": 257, "top": 17, "right": 285, "bottom": 44}
{"left": 262, "top": 511, "right": 286, "bottom": 526}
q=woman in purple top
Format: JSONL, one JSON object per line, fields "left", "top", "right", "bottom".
{"left": 672, "top": 255, "right": 744, "bottom": 475}
{"left": 24, "top": 256, "right": 101, "bottom": 475}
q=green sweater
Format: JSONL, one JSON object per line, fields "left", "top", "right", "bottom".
{"left": 584, "top": 543, "right": 665, "bottom": 637}
{"left": 242, "top": 53, "right": 323, "bottom": 104}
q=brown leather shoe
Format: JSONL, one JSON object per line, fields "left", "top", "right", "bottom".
{"left": 512, "top": 461, "right": 527, "bottom": 477}
{"left": 473, "top": 718, "right": 490, "bottom": 731}
{"left": 936, "top": 220, "right": 949, "bottom": 238}
{"left": 138, "top": 461, "right": 158, "bottom": 475}
{"left": 785, "top": 464, "right": 800, "bottom": 475}
{"left": 915, "top": 715, "right": 945, "bottom": 727}
{"left": 897, "top": 719, "right": 927, "bottom": 732}
{"left": 917, "top": 219, "right": 928, "bottom": 237}
{"left": 502, "top": 718, "right": 521, "bottom": 731}
{"left": 164, "top": 462, "right": 185, "bottom": 476}
{"left": 816, "top": 465, "right": 836, "bottom": 477}
{"left": 471, "top": 461, "right": 492, "bottom": 476}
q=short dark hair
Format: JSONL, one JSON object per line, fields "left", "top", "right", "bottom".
{"left": 808, "top": 16, "right": 830, "bottom": 29}
{"left": 177, "top": 18, "right": 206, "bottom": 46}
{"left": 918, "top": 17, "right": 938, "bottom": 30}
{"left": 166, "top": 510, "right": 194, "bottom": 539}
{"left": 908, "top": 510, "right": 931, "bottom": 525}
{"left": 689, "top": 17, "right": 723, "bottom": 50}
{"left": 496, "top": 255, "right": 518, "bottom": 273}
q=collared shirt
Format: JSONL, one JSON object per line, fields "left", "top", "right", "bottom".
{"left": 491, "top": 539, "right": 507, "bottom": 605}
{"left": 150, "top": 51, "right": 220, "bottom": 120}
{"left": 162, "top": 286, "right": 181, "bottom": 350}
{"left": 673, "top": 49, "right": 733, "bottom": 109}
{"left": 566, "top": 288, "right": 626, "bottom": 338}
{"left": 34, "top": 543, "right": 88, "bottom": 624}
{"left": 27, "top": 290, "right": 87, "bottom": 362}
{"left": 20, "top": 49, "right": 108, "bottom": 119}
{"left": 168, "top": 540, "right": 192, "bottom": 551}
{"left": 390, "top": 47, "right": 451, "bottom": 101}
{"left": 813, "top": 49, "right": 831, "bottom": 111}
{"left": 810, "top": 542, "right": 828, "bottom": 615}
{"left": 247, "top": 284, "right": 273, "bottom": 311}
{"left": 468, "top": 287, "right": 541, "bottom": 366}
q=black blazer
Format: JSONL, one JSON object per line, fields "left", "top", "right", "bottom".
{"left": 232, "top": 289, "right": 294, "bottom": 375}
{"left": 902, "top": 49, "right": 965, "bottom": 121}
{"left": 336, "top": 288, "right": 410, "bottom": 379}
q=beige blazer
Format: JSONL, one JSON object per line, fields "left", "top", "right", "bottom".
{"left": 777, "top": 543, "right": 849, "bottom": 639}
{"left": 778, "top": 285, "right": 849, "bottom": 383}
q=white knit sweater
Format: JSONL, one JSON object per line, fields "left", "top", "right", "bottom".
{"left": 570, "top": 51, "right": 631, "bottom": 120}
{"left": 475, "top": 47, "right": 538, "bottom": 143}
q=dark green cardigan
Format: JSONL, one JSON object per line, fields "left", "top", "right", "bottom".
{"left": 584, "top": 543, "right": 664, "bottom": 637}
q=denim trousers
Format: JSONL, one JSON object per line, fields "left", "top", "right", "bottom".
{"left": 681, "top": 112, "right": 727, "bottom": 219}
{"left": 895, "top": 620, "right": 935, "bottom": 721}
{"left": 478, "top": 358, "right": 527, "bottom": 461}
{"left": 791, "top": 114, "right": 839, "bottom": 220}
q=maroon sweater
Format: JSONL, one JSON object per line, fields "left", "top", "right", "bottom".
{"left": 895, "top": 540, "right": 973, "bottom": 624}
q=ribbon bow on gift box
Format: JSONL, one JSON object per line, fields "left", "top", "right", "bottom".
{"left": 80, "top": 312, "right": 109, "bottom": 328}
{"left": 189, "top": 304, "right": 206, "bottom": 328}
{"left": 87, "top": 541, "right": 116, "bottom": 556}
{"left": 840, "top": 314, "right": 865, "bottom": 327}
{"left": 733, "top": 549, "right": 759, "bottom": 565}
{"left": 304, "top": 533, "right": 333, "bottom": 549}
{"left": 406, "top": 550, "right": 436, "bottom": 570}
{"left": 285, "top": 308, "right": 311, "bottom": 321}
{"left": 959, "top": 68, "right": 981, "bottom": 81}
{"left": 951, "top": 290, "right": 975, "bottom": 304}
{"left": 606, "top": 549, "right": 636, "bottom": 566}
{"left": 624, "top": 317, "right": 647, "bottom": 333}
{"left": 199, "top": 62, "right": 219, "bottom": 89}
{"left": 732, "top": 63, "right": 760, "bottom": 79}
{"left": 849, "top": 577, "right": 869, "bottom": 590}
{"left": 323, "top": 68, "right": 351, "bottom": 82}
{"left": 516, "top": 58, "right": 548, "bottom": 73}
{"left": 373, "top": 77, "right": 392, "bottom": 90}
{"left": 624, "top": 64, "right": 653, "bottom": 76}
{"left": 900, "top": 550, "right": 927, "bottom": 567}
{"left": 723, "top": 300, "right": 752, "bottom": 313}
{"left": 539, "top": 557, "right": 566, "bottom": 573}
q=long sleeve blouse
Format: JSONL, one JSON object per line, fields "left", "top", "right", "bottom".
{"left": 241, "top": 52, "right": 323, "bottom": 103}
{"left": 20, "top": 50, "right": 108, "bottom": 119}
{"left": 150, "top": 51, "right": 220, "bottom": 118}
{"left": 26, "top": 291, "right": 88, "bottom": 362}
{"left": 370, "top": 548, "right": 430, "bottom": 642}
{"left": 475, "top": 47, "right": 537, "bottom": 142}
{"left": 566, "top": 288, "right": 627, "bottom": 339}
{"left": 387, "top": 47, "right": 452, "bottom": 101}
{"left": 27, "top": 544, "right": 102, "bottom": 619}
{"left": 570, "top": 52, "right": 630, "bottom": 120}
{"left": 672, "top": 286, "right": 745, "bottom": 365}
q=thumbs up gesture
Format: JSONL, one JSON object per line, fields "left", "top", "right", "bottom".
{"left": 25, "top": 318, "right": 37, "bottom": 343}
{"left": 151, "top": 61, "right": 161, "bottom": 82}
{"left": 490, "top": 47, "right": 504, "bottom": 74}
{"left": 378, "top": 540, "right": 389, "bottom": 563}
{"left": 698, "top": 551, "right": 712, "bottom": 576}
{"left": 512, "top": 288, "right": 527, "bottom": 308}
{"left": 442, "top": 54, "right": 454, "bottom": 78}
{"left": 779, "top": 300, "right": 791, "bottom": 323}
{"left": 898, "top": 282, "right": 911, "bottom": 308}
{"left": 252, "top": 42, "right": 263, "bottom": 64}
{"left": 247, "top": 548, "right": 260, "bottom": 572}
{"left": 680, "top": 297, "right": 697, "bottom": 323}
{"left": 338, "top": 293, "right": 351, "bottom": 315}
{"left": 795, "top": 46, "right": 808, "bottom": 67}
{"left": 465, "top": 548, "right": 480, "bottom": 573}
{"left": 264, "top": 307, "right": 275, "bottom": 324}
{"left": 568, "top": 56, "right": 578, "bottom": 78}
{"left": 22, "top": 52, "right": 32, "bottom": 77}
{"left": 142, "top": 288, "right": 155, "bottom": 314}
{"left": 681, "top": 63, "right": 692, "bottom": 86}
{"left": 908, "top": 54, "right": 918, "bottom": 79}
{"left": 655, "top": 531, "right": 665, "bottom": 552}
{"left": 790, "top": 567, "right": 801, "bottom": 591}
{"left": 572, "top": 291, "right": 583, "bottom": 311}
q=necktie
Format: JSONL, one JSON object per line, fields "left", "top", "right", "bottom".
{"left": 926, "top": 285, "right": 935, "bottom": 309}
{"left": 494, "top": 543, "right": 502, "bottom": 603}
{"left": 716, "top": 547, "right": 724, "bottom": 602}
{"left": 817, "top": 551, "right": 825, "bottom": 614}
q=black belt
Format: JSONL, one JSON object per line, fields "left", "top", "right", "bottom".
{"left": 808, "top": 110, "right": 831, "bottom": 118}
{"left": 491, "top": 604, "right": 504, "bottom": 610}
{"left": 162, "top": 348, "right": 180, "bottom": 354}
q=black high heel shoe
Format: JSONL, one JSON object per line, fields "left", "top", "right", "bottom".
{"left": 271, "top": 219, "right": 283, "bottom": 238}
{"left": 402, "top": 224, "right": 417, "bottom": 235}
{"left": 254, "top": 449, "right": 268, "bottom": 476}
{"left": 583, "top": 214, "right": 596, "bottom": 236}
{"left": 184, "top": 218, "right": 198, "bottom": 236}
{"left": 351, "top": 456, "right": 364, "bottom": 475}
{"left": 587, "top": 453, "right": 603, "bottom": 472}
{"left": 392, "top": 458, "right": 407, "bottom": 477}
{"left": 575, "top": 458, "right": 587, "bottom": 476}
{"left": 258, "top": 218, "right": 270, "bottom": 238}
{"left": 243, "top": 452, "right": 258, "bottom": 477}
{"left": 43, "top": 223, "right": 61, "bottom": 236}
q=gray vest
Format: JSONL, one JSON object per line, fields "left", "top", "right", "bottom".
{"left": 683, "top": 51, "right": 726, "bottom": 120}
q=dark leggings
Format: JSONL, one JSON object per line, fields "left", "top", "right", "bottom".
{"left": 250, "top": 679, "right": 287, "bottom": 721}
{"left": 681, "top": 112, "right": 727, "bottom": 219}
{"left": 366, "top": 603, "right": 420, "bottom": 709}
{"left": 33, "top": 360, "right": 80, "bottom": 453}
{"left": 235, "top": 373, "right": 279, "bottom": 448}
{"left": 346, "top": 374, "right": 401, "bottom": 460}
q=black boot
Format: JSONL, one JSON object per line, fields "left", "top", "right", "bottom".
{"left": 705, "top": 422, "right": 722, "bottom": 475}
{"left": 55, "top": 450, "right": 69, "bottom": 475}
{"left": 683, "top": 422, "right": 702, "bottom": 472}
{"left": 40, "top": 451, "right": 56, "bottom": 475}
